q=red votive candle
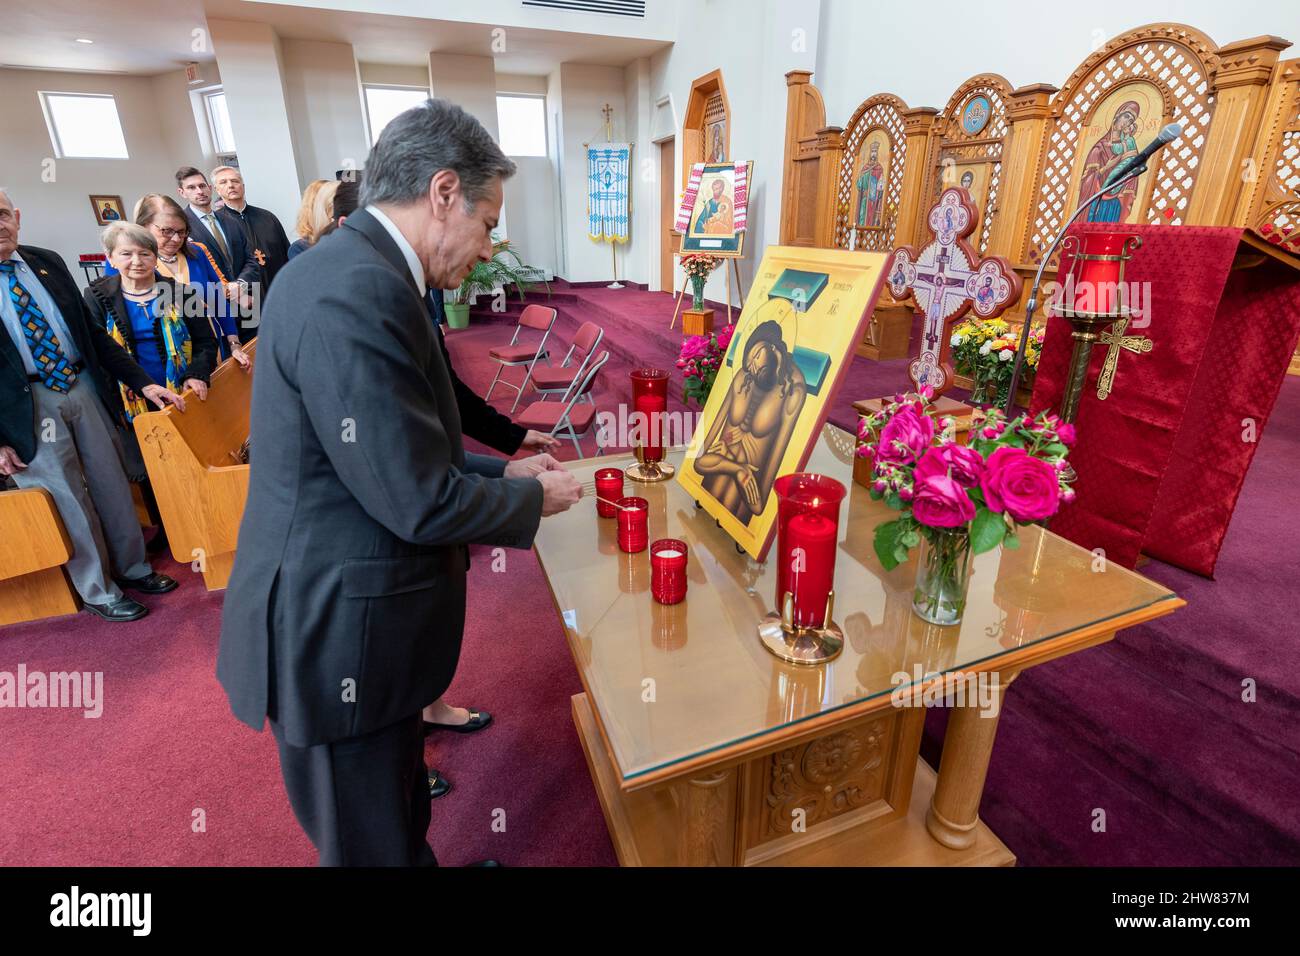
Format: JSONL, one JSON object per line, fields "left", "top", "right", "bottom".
{"left": 594, "top": 467, "right": 624, "bottom": 518}
{"left": 631, "top": 368, "right": 669, "bottom": 462}
{"left": 1067, "top": 231, "right": 1140, "bottom": 315}
{"left": 616, "top": 496, "right": 648, "bottom": 553}
{"left": 774, "top": 473, "right": 846, "bottom": 629}
{"left": 650, "top": 538, "right": 688, "bottom": 605}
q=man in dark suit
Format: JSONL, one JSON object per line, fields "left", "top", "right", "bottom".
{"left": 212, "top": 165, "right": 292, "bottom": 291}
{"left": 0, "top": 188, "right": 184, "bottom": 621}
{"left": 216, "top": 100, "right": 582, "bottom": 866}
{"left": 176, "top": 166, "right": 261, "bottom": 342}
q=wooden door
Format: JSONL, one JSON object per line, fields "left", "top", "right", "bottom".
{"left": 659, "top": 138, "right": 676, "bottom": 293}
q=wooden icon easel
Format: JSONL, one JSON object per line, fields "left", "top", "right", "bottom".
{"left": 670, "top": 256, "right": 746, "bottom": 330}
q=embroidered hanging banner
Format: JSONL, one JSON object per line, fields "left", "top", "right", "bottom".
{"left": 676, "top": 164, "right": 705, "bottom": 233}
{"left": 587, "top": 143, "right": 631, "bottom": 243}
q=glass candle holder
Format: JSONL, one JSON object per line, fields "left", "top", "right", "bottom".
{"left": 650, "top": 538, "right": 688, "bottom": 605}
{"left": 594, "top": 467, "right": 624, "bottom": 518}
{"left": 773, "top": 473, "right": 846, "bottom": 629}
{"left": 1060, "top": 230, "right": 1142, "bottom": 317}
{"left": 616, "top": 496, "right": 649, "bottom": 553}
{"left": 627, "top": 368, "right": 674, "bottom": 482}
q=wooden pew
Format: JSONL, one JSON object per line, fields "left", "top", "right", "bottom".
{"left": 132, "top": 340, "right": 255, "bottom": 591}
{"left": 0, "top": 487, "right": 78, "bottom": 626}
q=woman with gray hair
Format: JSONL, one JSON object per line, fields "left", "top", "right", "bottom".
{"left": 83, "top": 222, "right": 218, "bottom": 473}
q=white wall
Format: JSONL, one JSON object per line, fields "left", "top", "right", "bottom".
{"left": 282, "top": 39, "right": 371, "bottom": 187}
{"left": 208, "top": 19, "right": 303, "bottom": 235}
{"left": 149, "top": 60, "right": 222, "bottom": 178}
{"left": 0, "top": 68, "right": 187, "bottom": 280}
{"left": 814, "top": 0, "right": 1300, "bottom": 121}
{"left": 640, "top": 0, "right": 821, "bottom": 305}
{"left": 556, "top": 62, "right": 630, "bottom": 283}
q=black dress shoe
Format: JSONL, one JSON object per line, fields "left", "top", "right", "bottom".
{"left": 428, "top": 768, "right": 452, "bottom": 799}
{"left": 114, "top": 572, "right": 178, "bottom": 595}
{"left": 423, "top": 709, "right": 492, "bottom": 736}
{"left": 83, "top": 597, "right": 148, "bottom": 622}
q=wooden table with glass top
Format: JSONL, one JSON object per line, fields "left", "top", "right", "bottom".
{"left": 533, "top": 424, "right": 1183, "bottom": 866}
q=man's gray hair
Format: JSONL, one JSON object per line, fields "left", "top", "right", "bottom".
{"left": 362, "top": 98, "right": 516, "bottom": 209}
{"left": 102, "top": 221, "right": 158, "bottom": 256}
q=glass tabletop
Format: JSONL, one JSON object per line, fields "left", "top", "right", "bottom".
{"left": 533, "top": 424, "right": 1180, "bottom": 784}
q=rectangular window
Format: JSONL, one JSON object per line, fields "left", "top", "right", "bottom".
{"left": 204, "top": 90, "right": 236, "bottom": 154}
{"left": 39, "top": 92, "right": 128, "bottom": 159}
{"left": 364, "top": 85, "right": 430, "bottom": 146}
{"left": 496, "top": 94, "right": 547, "bottom": 157}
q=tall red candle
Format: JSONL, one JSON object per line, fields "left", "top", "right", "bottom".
{"left": 782, "top": 513, "right": 837, "bottom": 627}
{"left": 1066, "top": 231, "right": 1140, "bottom": 315}
{"left": 773, "top": 473, "right": 846, "bottom": 629}
{"left": 630, "top": 368, "right": 669, "bottom": 463}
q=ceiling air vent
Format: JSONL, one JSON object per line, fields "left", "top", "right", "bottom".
{"left": 522, "top": 0, "right": 646, "bottom": 17}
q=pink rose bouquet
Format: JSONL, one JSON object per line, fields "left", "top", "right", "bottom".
{"left": 857, "top": 390, "right": 1075, "bottom": 572}
{"left": 677, "top": 325, "right": 734, "bottom": 408}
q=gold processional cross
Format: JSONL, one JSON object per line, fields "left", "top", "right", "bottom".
{"left": 1095, "top": 315, "right": 1153, "bottom": 401}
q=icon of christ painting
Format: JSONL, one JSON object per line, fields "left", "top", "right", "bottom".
{"left": 692, "top": 309, "right": 806, "bottom": 527}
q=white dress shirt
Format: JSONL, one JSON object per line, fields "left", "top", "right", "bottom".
{"left": 365, "top": 205, "right": 427, "bottom": 298}
{"left": 0, "top": 251, "right": 82, "bottom": 375}
{"left": 190, "top": 203, "right": 231, "bottom": 252}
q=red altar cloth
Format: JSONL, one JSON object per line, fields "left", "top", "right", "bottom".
{"left": 1030, "top": 223, "right": 1300, "bottom": 576}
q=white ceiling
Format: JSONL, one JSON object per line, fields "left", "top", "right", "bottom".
{"left": 0, "top": 0, "right": 670, "bottom": 77}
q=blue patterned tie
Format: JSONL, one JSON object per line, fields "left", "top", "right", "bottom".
{"left": 0, "top": 259, "right": 78, "bottom": 392}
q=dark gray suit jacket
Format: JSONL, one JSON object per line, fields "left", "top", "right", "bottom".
{"left": 217, "top": 208, "right": 544, "bottom": 747}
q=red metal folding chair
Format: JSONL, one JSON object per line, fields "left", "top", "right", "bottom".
{"left": 485, "top": 303, "right": 556, "bottom": 411}
{"left": 514, "top": 351, "right": 610, "bottom": 458}
{"left": 527, "top": 321, "right": 604, "bottom": 405}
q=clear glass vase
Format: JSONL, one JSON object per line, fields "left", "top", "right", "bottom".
{"left": 967, "top": 366, "right": 992, "bottom": 405}
{"left": 912, "top": 528, "right": 974, "bottom": 626}
{"left": 690, "top": 275, "right": 705, "bottom": 310}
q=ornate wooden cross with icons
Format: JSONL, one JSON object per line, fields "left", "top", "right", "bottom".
{"left": 1095, "top": 314, "right": 1153, "bottom": 400}
{"left": 884, "top": 187, "right": 1022, "bottom": 396}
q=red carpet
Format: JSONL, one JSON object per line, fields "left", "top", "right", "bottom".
{"left": 1, "top": 280, "right": 1296, "bottom": 865}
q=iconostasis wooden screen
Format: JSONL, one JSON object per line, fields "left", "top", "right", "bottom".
{"left": 1019, "top": 24, "right": 1223, "bottom": 270}
{"left": 780, "top": 22, "right": 1296, "bottom": 360}
{"left": 929, "top": 75, "right": 1014, "bottom": 255}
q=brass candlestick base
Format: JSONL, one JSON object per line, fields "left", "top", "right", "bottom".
{"left": 758, "top": 591, "right": 843, "bottom": 665}
{"left": 625, "top": 446, "right": 674, "bottom": 482}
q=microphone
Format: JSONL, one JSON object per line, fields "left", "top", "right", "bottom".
{"left": 1106, "top": 122, "right": 1183, "bottom": 185}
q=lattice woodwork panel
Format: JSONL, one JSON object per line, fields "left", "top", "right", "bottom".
{"left": 1026, "top": 37, "right": 1216, "bottom": 265}
{"left": 932, "top": 83, "right": 1010, "bottom": 254}
{"left": 834, "top": 98, "right": 908, "bottom": 252}
{"left": 1255, "top": 78, "right": 1300, "bottom": 256}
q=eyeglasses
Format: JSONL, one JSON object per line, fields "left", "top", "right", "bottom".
{"left": 152, "top": 227, "right": 185, "bottom": 239}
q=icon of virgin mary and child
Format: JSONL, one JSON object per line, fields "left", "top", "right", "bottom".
{"left": 1080, "top": 99, "right": 1144, "bottom": 222}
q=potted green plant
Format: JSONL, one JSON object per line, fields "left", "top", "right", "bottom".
{"left": 443, "top": 238, "right": 547, "bottom": 329}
